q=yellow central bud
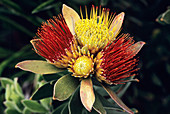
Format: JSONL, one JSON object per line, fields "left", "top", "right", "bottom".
{"left": 75, "top": 19, "right": 114, "bottom": 53}
{"left": 73, "top": 56, "right": 93, "bottom": 77}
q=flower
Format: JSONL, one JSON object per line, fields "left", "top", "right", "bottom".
{"left": 16, "top": 4, "right": 145, "bottom": 113}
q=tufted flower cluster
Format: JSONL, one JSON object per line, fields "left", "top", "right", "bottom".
{"left": 31, "top": 5, "right": 144, "bottom": 84}
{"left": 16, "top": 4, "right": 145, "bottom": 114}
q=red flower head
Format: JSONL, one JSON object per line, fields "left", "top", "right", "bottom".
{"left": 95, "top": 34, "right": 145, "bottom": 84}
{"left": 31, "top": 16, "right": 74, "bottom": 68}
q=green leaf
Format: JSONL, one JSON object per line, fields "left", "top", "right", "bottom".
{"left": 101, "top": 84, "right": 133, "bottom": 114}
{"left": 117, "top": 82, "right": 132, "bottom": 98}
{"left": 23, "top": 108, "right": 32, "bottom": 114}
{"left": 93, "top": 93, "right": 106, "bottom": 114}
{"left": 105, "top": 108, "right": 128, "bottom": 114}
{"left": 14, "top": 78, "right": 24, "bottom": 98}
{"left": 4, "top": 101, "right": 22, "bottom": 113}
{"left": 94, "top": 84, "right": 123, "bottom": 97}
{"left": 0, "top": 0, "right": 23, "bottom": 14}
{"left": 0, "top": 47, "right": 13, "bottom": 58}
{"left": 0, "top": 77, "right": 13, "bottom": 88}
{"left": 0, "top": 45, "right": 31, "bottom": 76}
{"left": 9, "top": 86, "right": 23, "bottom": 103}
{"left": 68, "top": 87, "right": 84, "bottom": 114}
{"left": 95, "top": 92, "right": 126, "bottom": 114}
{"left": 16, "top": 60, "right": 64, "bottom": 74}
{"left": 80, "top": 78, "right": 95, "bottom": 112}
{"left": 156, "top": 9, "right": 170, "bottom": 24}
{"left": 40, "top": 98, "right": 51, "bottom": 110}
{"left": 95, "top": 92, "right": 115, "bottom": 108}
{"left": 61, "top": 104, "right": 69, "bottom": 114}
{"left": 32, "top": 0, "right": 55, "bottom": 14}
{"left": 4, "top": 108, "right": 21, "bottom": 114}
{"left": 0, "top": 15, "right": 34, "bottom": 36}
{"left": 53, "top": 74, "right": 79, "bottom": 101}
{"left": 52, "top": 103, "right": 67, "bottom": 114}
{"left": 5, "top": 85, "right": 11, "bottom": 101}
{"left": 43, "top": 70, "right": 70, "bottom": 82}
{"left": 30, "top": 81, "right": 54, "bottom": 100}
{"left": 22, "top": 100, "right": 48, "bottom": 113}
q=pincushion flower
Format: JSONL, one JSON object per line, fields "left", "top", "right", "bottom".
{"left": 16, "top": 4, "right": 145, "bottom": 114}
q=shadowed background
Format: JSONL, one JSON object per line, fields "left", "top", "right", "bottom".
{"left": 0, "top": 0, "right": 170, "bottom": 113}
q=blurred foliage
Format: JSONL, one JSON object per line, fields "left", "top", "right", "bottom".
{"left": 0, "top": 0, "right": 170, "bottom": 114}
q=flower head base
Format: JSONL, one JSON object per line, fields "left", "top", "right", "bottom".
{"left": 75, "top": 6, "right": 124, "bottom": 53}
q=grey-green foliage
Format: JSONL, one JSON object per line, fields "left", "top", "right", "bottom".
{"left": 0, "top": 77, "right": 51, "bottom": 114}
{"left": 156, "top": 8, "right": 170, "bottom": 25}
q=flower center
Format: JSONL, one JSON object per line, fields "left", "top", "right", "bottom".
{"left": 73, "top": 56, "right": 94, "bottom": 76}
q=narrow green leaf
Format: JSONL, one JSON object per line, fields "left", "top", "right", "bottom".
{"left": 0, "top": 78, "right": 13, "bottom": 88}
{"left": 102, "top": 84, "right": 134, "bottom": 114}
{"left": 96, "top": 92, "right": 126, "bottom": 113}
{"left": 53, "top": 74, "right": 79, "bottom": 101}
{"left": 68, "top": 87, "right": 84, "bottom": 114}
{"left": 0, "top": 15, "right": 34, "bottom": 36}
{"left": 61, "top": 104, "right": 69, "bottom": 114}
{"left": 30, "top": 81, "right": 54, "bottom": 100}
{"left": 40, "top": 98, "right": 51, "bottom": 110}
{"left": 162, "top": 9, "right": 170, "bottom": 24}
{"left": 105, "top": 108, "right": 128, "bottom": 114}
{"left": 23, "top": 108, "right": 32, "bottom": 114}
{"left": 156, "top": 9, "right": 170, "bottom": 24}
{"left": 117, "top": 82, "right": 132, "bottom": 98}
{"left": 14, "top": 78, "right": 24, "bottom": 98}
{"left": 4, "top": 101, "right": 22, "bottom": 113}
{"left": 52, "top": 103, "right": 67, "bottom": 114}
{"left": 9, "top": 88, "right": 23, "bottom": 104}
{"left": 95, "top": 92, "right": 115, "bottom": 107}
{"left": 4, "top": 108, "right": 21, "bottom": 114}
{"left": 93, "top": 93, "right": 106, "bottom": 114}
{"left": 1, "top": 0, "right": 23, "bottom": 14}
{"left": 16, "top": 60, "right": 64, "bottom": 74}
{"left": 22, "top": 100, "right": 48, "bottom": 113}
{"left": 94, "top": 84, "right": 123, "bottom": 97}
{"left": 0, "top": 47, "right": 13, "bottom": 58}
{"left": 32, "top": 0, "right": 55, "bottom": 14}
{"left": 43, "top": 70, "right": 70, "bottom": 82}
{"left": 80, "top": 78, "right": 95, "bottom": 112}
{"left": 0, "top": 0, "right": 41, "bottom": 26}
{"left": 0, "top": 45, "right": 31, "bottom": 76}
{"left": 5, "top": 85, "right": 11, "bottom": 101}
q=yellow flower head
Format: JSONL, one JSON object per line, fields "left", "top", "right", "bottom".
{"left": 63, "top": 5, "right": 124, "bottom": 54}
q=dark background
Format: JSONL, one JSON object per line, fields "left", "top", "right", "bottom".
{"left": 0, "top": 0, "right": 170, "bottom": 114}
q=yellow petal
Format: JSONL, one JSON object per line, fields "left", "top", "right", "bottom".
{"left": 62, "top": 4, "right": 80, "bottom": 35}
{"left": 109, "top": 12, "right": 125, "bottom": 38}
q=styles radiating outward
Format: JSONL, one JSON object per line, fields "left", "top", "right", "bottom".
{"left": 16, "top": 4, "right": 145, "bottom": 113}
